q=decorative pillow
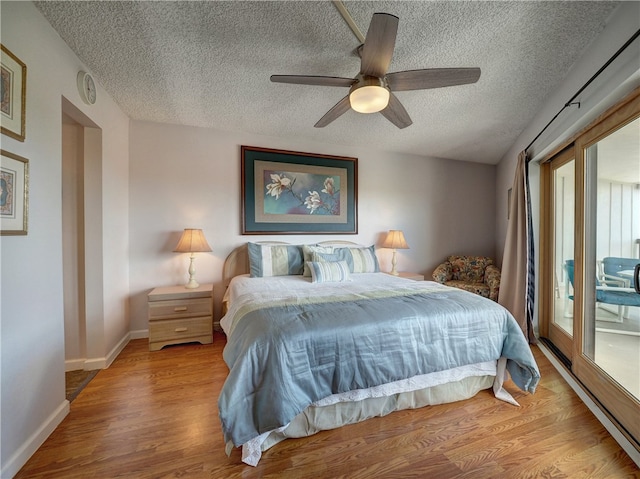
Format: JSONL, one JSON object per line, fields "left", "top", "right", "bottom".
{"left": 306, "top": 260, "right": 351, "bottom": 283}
{"left": 302, "top": 244, "right": 334, "bottom": 276}
{"left": 331, "top": 245, "right": 380, "bottom": 273}
{"left": 247, "top": 243, "right": 304, "bottom": 278}
{"left": 311, "top": 251, "right": 342, "bottom": 263}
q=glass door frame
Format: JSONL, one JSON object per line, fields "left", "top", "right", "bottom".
{"left": 573, "top": 95, "right": 640, "bottom": 445}
{"left": 539, "top": 89, "right": 640, "bottom": 449}
{"left": 539, "top": 147, "right": 575, "bottom": 362}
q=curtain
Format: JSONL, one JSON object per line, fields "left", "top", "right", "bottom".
{"left": 499, "top": 151, "right": 536, "bottom": 343}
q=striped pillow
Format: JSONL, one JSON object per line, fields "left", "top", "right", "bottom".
{"left": 247, "top": 243, "right": 304, "bottom": 277}
{"left": 331, "top": 245, "right": 380, "bottom": 273}
{"left": 306, "top": 260, "right": 351, "bottom": 283}
{"left": 302, "top": 244, "right": 334, "bottom": 276}
{"left": 311, "top": 251, "right": 342, "bottom": 263}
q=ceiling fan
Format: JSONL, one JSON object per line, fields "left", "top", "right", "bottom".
{"left": 270, "top": 11, "right": 481, "bottom": 129}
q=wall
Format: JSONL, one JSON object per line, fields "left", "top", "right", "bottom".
{"left": 0, "top": 3, "right": 130, "bottom": 477}
{"left": 128, "top": 120, "right": 497, "bottom": 330}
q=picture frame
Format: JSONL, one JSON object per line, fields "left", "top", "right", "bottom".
{"left": 241, "top": 146, "right": 358, "bottom": 234}
{"left": 1, "top": 149, "right": 29, "bottom": 235}
{"left": 1, "top": 44, "right": 27, "bottom": 142}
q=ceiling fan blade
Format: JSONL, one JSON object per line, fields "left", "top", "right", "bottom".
{"left": 360, "top": 13, "right": 399, "bottom": 78}
{"left": 270, "top": 75, "right": 355, "bottom": 87}
{"left": 314, "top": 96, "right": 351, "bottom": 128}
{"left": 387, "top": 68, "right": 481, "bottom": 91}
{"left": 380, "top": 93, "right": 412, "bottom": 129}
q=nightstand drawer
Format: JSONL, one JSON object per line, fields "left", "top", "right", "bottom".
{"left": 148, "top": 297, "right": 212, "bottom": 321}
{"left": 149, "top": 316, "right": 212, "bottom": 342}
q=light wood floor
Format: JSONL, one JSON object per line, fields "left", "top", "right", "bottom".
{"left": 16, "top": 333, "right": 638, "bottom": 478}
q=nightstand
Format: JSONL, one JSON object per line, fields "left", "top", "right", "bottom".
{"left": 387, "top": 272, "right": 425, "bottom": 281}
{"left": 147, "top": 283, "right": 213, "bottom": 351}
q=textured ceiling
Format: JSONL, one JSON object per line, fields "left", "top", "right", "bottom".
{"left": 35, "top": 1, "right": 620, "bottom": 164}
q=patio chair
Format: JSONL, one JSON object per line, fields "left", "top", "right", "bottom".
{"left": 565, "top": 259, "right": 640, "bottom": 323}
{"left": 601, "top": 257, "right": 639, "bottom": 285}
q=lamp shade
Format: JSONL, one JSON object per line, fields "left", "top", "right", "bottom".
{"left": 173, "top": 229, "right": 212, "bottom": 253}
{"left": 382, "top": 230, "right": 409, "bottom": 250}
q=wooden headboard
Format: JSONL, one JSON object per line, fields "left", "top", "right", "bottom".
{"left": 222, "top": 241, "right": 360, "bottom": 287}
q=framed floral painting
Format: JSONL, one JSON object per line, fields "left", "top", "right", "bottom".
{"left": 1, "top": 44, "right": 27, "bottom": 142}
{"left": 241, "top": 146, "right": 358, "bottom": 234}
{"left": 1, "top": 149, "right": 29, "bottom": 235}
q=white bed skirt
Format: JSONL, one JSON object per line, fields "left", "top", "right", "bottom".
{"left": 227, "top": 358, "right": 517, "bottom": 466}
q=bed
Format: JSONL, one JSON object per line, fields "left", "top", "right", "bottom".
{"left": 218, "top": 242, "right": 540, "bottom": 466}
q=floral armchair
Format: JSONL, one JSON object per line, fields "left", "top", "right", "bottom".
{"left": 432, "top": 255, "right": 501, "bottom": 301}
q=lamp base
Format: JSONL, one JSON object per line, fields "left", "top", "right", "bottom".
{"left": 184, "top": 253, "right": 199, "bottom": 289}
{"left": 389, "top": 249, "right": 399, "bottom": 275}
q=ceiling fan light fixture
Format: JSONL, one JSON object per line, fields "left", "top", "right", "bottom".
{"left": 350, "top": 85, "right": 390, "bottom": 113}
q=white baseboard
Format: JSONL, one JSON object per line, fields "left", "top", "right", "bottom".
{"left": 104, "top": 331, "right": 131, "bottom": 368}
{"left": 65, "top": 331, "right": 140, "bottom": 371}
{"left": 1, "top": 400, "right": 70, "bottom": 479}
{"left": 64, "top": 358, "right": 86, "bottom": 372}
{"left": 129, "top": 329, "right": 149, "bottom": 340}
{"left": 537, "top": 342, "right": 640, "bottom": 467}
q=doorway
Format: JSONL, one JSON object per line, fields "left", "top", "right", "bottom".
{"left": 61, "top": 98, "right": 104, "bottom": 374}
{"left": 62, "top": 113, "right": 86, "bottom": 371}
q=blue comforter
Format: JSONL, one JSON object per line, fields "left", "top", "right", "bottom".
{"left": 219, "top": 275, "right": 539, "bottom": 447}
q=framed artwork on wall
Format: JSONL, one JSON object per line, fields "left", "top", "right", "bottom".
{"left": 241, "top": 146, "right": 358, "bottom": 234}
{"left": 1, "top": 149, "right": 29, "bottom": 235}
{"left": 1, "top": 44, "right": 27, "bottom": 142}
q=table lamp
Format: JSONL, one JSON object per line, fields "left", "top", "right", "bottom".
{"left": 382, "top": 230, "right": 409, "bottom": 276}
{"left": 173, "top": 228, "right": 212, "bottom": 288}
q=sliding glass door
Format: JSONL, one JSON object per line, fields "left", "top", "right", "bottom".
{"left": 579, "top": 116, "right": 640, "bottom": 401}
{"left": 541, "top": 91, "right": 640, "bottom": 447}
